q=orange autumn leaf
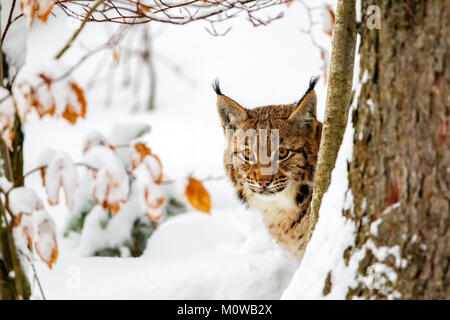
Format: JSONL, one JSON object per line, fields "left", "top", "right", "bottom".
{"left": 285, "top": 0, "right": 294, "bottom": 7}
{"left": 0, "top": 124, "right": 14, "bottom": 151}
{"left": 71, "top": 82, "right": 87, "bottom": 111}
{"left": 62, "top": 83, "right": 87, "bottom": 124}
{"left": 0, "top": 87, "right": 16, "bottom": 150}
{"left": 113, "top": 49, "right": 120, "bottom": 65}
{"left": 34, "top": 211, "right": 58, "bottom": 269}
{"left": 106, "top": 202, "right": 121, "bottom": 215}
{"left": 27, "top": 77, "right": 57, "bottom": 119}
{"left": 326, "top": 10, "right": 335, "bottom": 37}
{"left": 97, "top": 180, "right": 124, "bottom": 216}
{"left": 37, "top": 6, "right": 53, "bottom": 24}
{"left": 35, "top": 240, "right": 58, "bottom": 269}
{"left": 323, "top": 6, "right": 335, "bottom": 37}
{"left": 150, "top": 153, "right": 163, "bottom": 185}
{"left": 14, "top": 213, "right": 23, "bottom": 227}
{"left": 61, "top": 105, "right": 78, "bottom": 124}
{"left": 85, "top": 146, "right": 129, "bottom": 214}
{"left": 185, "top": 177, "right": 211, "bottom": 213}
{"left": 20, "top": 0, "right": 55, "bottom": 27}
{"left": 320, "top": 50, "right": 328, "bottom": 84}
{"left": 42, "top": 152, "right": 78, "bottom": 212}
{"left": 14, "top": 70, "right": 88, "bottom": 125}
{"left": 25, "top": 228, "right": 33, "bottom": 251}
{"left": 131, "top": 143, "right": 163, "bottom": 184}
{"left": 144, "top": 190, "right": 164, "bottom": 221}
{"left": 132, "top": 143, "right": 152, "bottom": 169}
{"left": 40, "top": 167, "right": 46, "bottom": 187}
{"left": 15, "top": 214, "right": 34, "bottom": 251}
{"left": 139, "top": 4, "right": 151, "bottom": 13}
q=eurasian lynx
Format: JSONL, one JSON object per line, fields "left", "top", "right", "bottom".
{"left": 215, "top": 77, "right": 322, "bottom": 260}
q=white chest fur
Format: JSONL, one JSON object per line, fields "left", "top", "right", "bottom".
{"left": 246, "top": 183, "right": 298, "bottom": 224}
{"left": 245, "top": 183, "right": 309, "bottom": 260}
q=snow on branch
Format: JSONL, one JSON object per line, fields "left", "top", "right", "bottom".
{"left": 8, "top": 187, "right": 58, "bottom": 269}
{"left": 12, "top": 60, "right": 87, "bottom": 125}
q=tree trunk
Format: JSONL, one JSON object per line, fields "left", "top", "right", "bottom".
{"left": 0, "top": 46, "right": 31, "bottom": 299}
{"left": 309, "top": 0, "right": 356, "bottom": 239}
{"left": 142, "top": 26, "right": 157, "bottom": 111}
{"left": 0, "top": 116, "right": 30, "bottom": 300}
{"left": 347, "top": 0, "right": 449, "bottom": 299}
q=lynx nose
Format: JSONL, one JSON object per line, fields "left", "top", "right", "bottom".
{"left": 257, "top": 179, "right": 271, "bottom": 187}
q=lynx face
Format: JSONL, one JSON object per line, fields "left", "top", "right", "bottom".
{"left": 215, "top": 78, "right": 322, "bottom": 216}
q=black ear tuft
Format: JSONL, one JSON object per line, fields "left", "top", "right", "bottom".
{"left": 212, "top": 79, "right": 222, "bottom": 95}
{"left": 296, "top": 76, "right": 320, "bottom": 107}
{"left": 215, "top": 82, "right": 248, "bottom": 128}
{"left": 288, "top": 76, "right": 319, "bottom": 125}
{"left": 308, "top": 75, "right": 320, "bottom": 91}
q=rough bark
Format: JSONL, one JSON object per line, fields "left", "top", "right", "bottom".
{"left": 0, "top": 32, "right": 30, "bottom": 298}
{"left": 347, "top": 0, "right": 449, "bottom": 299}
{"left": 0, "top": 115, "right": 30, "bottom": 300}
{"left": 309, "top": 0, "right": 357, "bottom": 238}
{"left": 0, "top": 258, "right": 15, "bottom": 299}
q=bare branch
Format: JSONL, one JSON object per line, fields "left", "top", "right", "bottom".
{"left": 161, "top": 175, "right": 225, "bottom": 185}
{"left": 1, "top": 0, "right": 17, "bottom": 44}
{"left": 18, "top": 250, "right": 46, "bottom": 300}
{"left": 297, "top": 0, "right": 329, "bottom": 83}
{"left": 55, "top": 0, "right": 108, "bottom": 59}
{"left": 53, "top": 0, "right": 286, "bottom": 29}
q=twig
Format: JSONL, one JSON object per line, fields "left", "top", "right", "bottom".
{"left": 112, "top": 144, "right": 130, "bottom": 149}
{"left": 29, "top": 25, "right": 129, "bottom": 94}
{"left": 204, "top": 22, "right": 231, "bottom": 36}
{"left": 18, "top": 249, "right": 46, "bottom": 300}
{"left": 54, "top": 0, "right": 285, "bottom": 28}
{"left": 15, "top": 156, "right": 222, "bottom": 188}
{"left": 298, "top": 0, "right": 329, "bottom": 82}
{"left": 15, "top": 162, "right": 136, "bottom": 190}
{"left": 161, "top": 175, "right": 225, "bottom": 185}
{"left": 55, "top": 0, "right": 108, "bottom": 59}
{"left": 1, "top": 0, "right": 17, "bottom": 44}
{"left": 143, "top": 26, "right": 157, "bottom": 110}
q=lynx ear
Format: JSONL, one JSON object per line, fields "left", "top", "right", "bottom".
{"left": 288, "top": 76, "right": 319, "bottom": 127}
{"left": 213, "top": 79, "right": 248, "bottom": 129}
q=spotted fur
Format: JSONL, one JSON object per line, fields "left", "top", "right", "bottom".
{"left": 215, "top": 78, "right": 322, "bottom": 260}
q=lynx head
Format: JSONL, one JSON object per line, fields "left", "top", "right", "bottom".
{"left": 215, "top": 78, "right": 322, "bottom": 214}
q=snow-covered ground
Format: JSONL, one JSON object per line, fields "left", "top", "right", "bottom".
{"left": 36, "top": 208, "right": 298, "bottom": 299}
{"left": 5, "top": 0, "right": 364, "bottom": 300}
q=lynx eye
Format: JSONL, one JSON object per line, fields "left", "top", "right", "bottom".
{"left": 278, "top": 148, "right": 291, "bottom": 161}
{"left": 239, "top": 148, "right": 256, "bottom": 162}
